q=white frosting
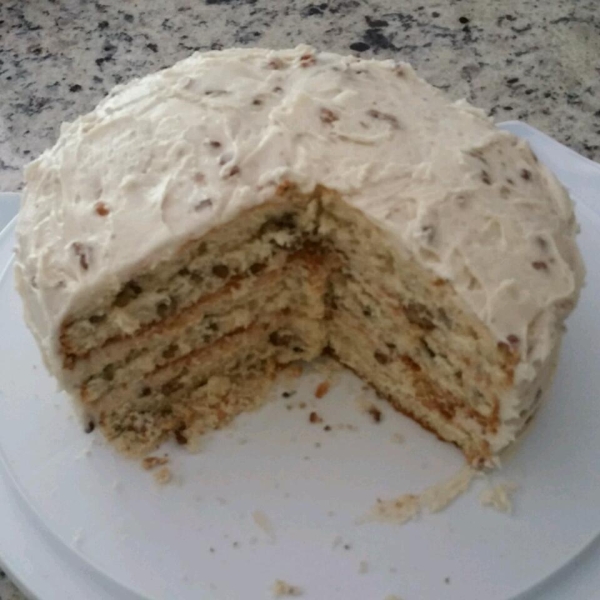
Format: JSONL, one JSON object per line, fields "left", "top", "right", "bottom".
{"left": 15, "top": 46, "right": 584, "bottom": 449}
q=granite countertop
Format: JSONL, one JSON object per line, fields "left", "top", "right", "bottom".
{"left": 0, "top": 0, "right": 599, "bottom": 597}
{"left": 1, "top": 0, "right": 599, "bottom": 195}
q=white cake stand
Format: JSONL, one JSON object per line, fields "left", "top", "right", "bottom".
{"left": 1, "top": 122, "right": 600, "bottom": 600}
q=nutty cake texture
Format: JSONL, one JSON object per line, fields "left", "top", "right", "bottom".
{"left": 15, "top": 47, "right": 584, "bottom": 465}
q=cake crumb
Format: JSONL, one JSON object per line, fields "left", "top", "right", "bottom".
{"left": 309, "top": 411, "right": 323, "bottom": 423}
{"left": 333, "top": 423, "right": 357, "bottom": 431}
{"left": 480, "top": 481, "right": 518, "bottom": 513}
{"left": 315, "top": 380, "right": 331, "bottom": 398}
{"left": 183, "top": 430, "right": 204, "bottom": 453}
{"left": 142, "top": 455, "right": 169, "bottom": 470}
{"left": 252, "top": 510, "right": 276, "bottom": 540}
{"left": 371, "top": 494, "right": 420, "bottom": 525}
{"left": 421, "top": 465, "right": 477, "bottom": 513}
{"left": 365, "top": 465, "right": 478, "bottom": 525}
{"left": 367, "top": 405, "right": 383, "bottom": 423}
{"left": 391, "top": 433, "right": 405, "bottom": 444}
{"left": 154, "top": 466, "right": 172, "bottom": 485}
{"left": 271, "top": 579, "right": 303, "bottom": 597}
{"left": 359, "top": 560, "right": 369, "bottom": 574}
{"left": 356, "top": 392, "right": 383, "bottom": 423}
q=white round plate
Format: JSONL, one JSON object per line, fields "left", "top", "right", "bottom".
{"left": 1, "top": 123, "right": 600, "bottom": 600}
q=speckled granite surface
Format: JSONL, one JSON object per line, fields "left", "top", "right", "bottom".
{"left": 0, "top": 0, "right": 599, "bottom": 597}
{"left": 0, "top": 0, "right": 600, "bottom": 191}
{"left": 1, "top": 0, "right": 599, "bottom": 195}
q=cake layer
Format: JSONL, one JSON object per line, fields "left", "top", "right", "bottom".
{"left": 331, "top": 335, "right": 491, "bottom": 464}
{"left": 329, "top": 307, "right": 491, "bottom": 462}
{"left": 93, "top": 315, "right": 325, "bottom": 455}
{"left": 73, "top": 251, "right": 331, "bottom": 403}
{"left": 331, "top": 274, "right": 505, "bottom": 424}
{"left": 100, "top": 364, "right": 277, "bottom": 456}
{"left": 103, "top": 315, "right": 323, "bottom": 409}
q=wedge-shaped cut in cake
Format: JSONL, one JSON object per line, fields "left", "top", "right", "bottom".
{"left": 14, "top": 46, "right": 584, "bottom": 465}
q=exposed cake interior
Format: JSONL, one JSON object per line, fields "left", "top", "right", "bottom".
{"left": 57, "top": 183, "right": 533, "bottom": 464}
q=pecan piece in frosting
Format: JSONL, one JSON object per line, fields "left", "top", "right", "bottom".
{"left": 299, "top": 52, "right": 316, "bottom": 67}
{"left": 94, "top": 201, "right": 110, "bottom": 216}
{"left": 367, "top": 108, "right": 400, "bottom": 129}
{"left": 71, "top": 242, "right": 91, "bottom": 270}
{"left": 320, "top": 107, "right": 339, "bottom": 124}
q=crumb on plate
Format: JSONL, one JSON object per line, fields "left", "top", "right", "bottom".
{"left": 479, "top": 481, "right": 518, "bottom": 513}
{"left": 315, "top": 380, "right": 331, "bottom": 398}
{"left": 271, "top": 579, "right": 303, "bottom": 597}
{"left": 154, "top": 466, "right": 172, "bottom": 485}
{"left": 142, "top": 455, "right": 169, "bottom": 470}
